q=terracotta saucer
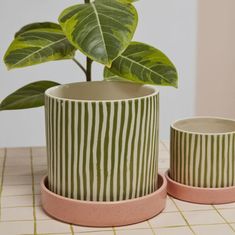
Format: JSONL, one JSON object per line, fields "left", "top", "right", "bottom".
{"left": 166, "top": 170, "right": 235, "bottom": 204}
{"left": 41, "top": 173, "right": 167, "bottom": 227}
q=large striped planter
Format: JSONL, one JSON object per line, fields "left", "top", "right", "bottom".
{"left": 45, "top": 81, "right": 159, "bottom": 201}
{"left": 170, "top": 117, "right": 235, "bottom": 188}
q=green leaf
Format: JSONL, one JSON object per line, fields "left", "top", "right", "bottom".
{"left": 104, "top": 41, "right": 178, "bottom": 87}
{"left": 4, "top": 22, "right": 76, "bottom": 70}
{"left": 58, "top": 0, "right": 138, "bottom": 67}
{"left": 0, "top": 81, "right": 60, "bottom": 110}
{"left": 103, "top": 67, "right": 132, "bottom": 82}
{"left": 97, "top": 0, "right": 138, "bottom": 3}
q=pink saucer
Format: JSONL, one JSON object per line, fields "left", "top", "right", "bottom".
{"left": 41, "top": 173, "right": 167, "bottom": 227}
{"left": 166, "top": 170, "right": 235, "bottom": 204}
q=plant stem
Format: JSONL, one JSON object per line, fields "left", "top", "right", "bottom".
{"left": 84, "top": 0, "right": 92, "bottom": 81}
{"left": 72, "top": 58, "right": 86, "bottom": 75}
{"left": 86, "top": 57, "right": 93, "bottom": 82}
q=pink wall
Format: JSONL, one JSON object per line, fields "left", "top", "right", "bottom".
{"left": 196, "top": 0, "right": 235, "bottom": 118}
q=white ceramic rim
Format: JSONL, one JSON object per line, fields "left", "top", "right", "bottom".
{"left": 45, "top": 81, "right": 159, "bottom": 103}
{"left": 171, "top": 116, "right": 235, "bottom": 135}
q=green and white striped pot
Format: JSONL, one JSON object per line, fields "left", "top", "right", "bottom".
{"left": 170, "top": 117, "right": 235, "bottom": 188}
{"left": 45, "top": 81, "right": 159, "bottom": 201}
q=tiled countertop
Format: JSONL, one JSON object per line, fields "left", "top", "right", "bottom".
{"left": 1, "top": 141, "right": 235, "bottom": 235}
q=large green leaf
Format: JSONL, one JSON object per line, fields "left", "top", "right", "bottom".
{"left": 104, "top": 41, "right": 178, "bottom": 87}
{"left": 0, "top": 81, "right": 60, "bottom": 110}
{"left": 4, "top": 22, "right": 76, "bottom": 70}
{"left": 103, "top": 67, "right": 131, "bottom": 82}
{"left": 58, "top": 0, "right": 138, "bottom": 67}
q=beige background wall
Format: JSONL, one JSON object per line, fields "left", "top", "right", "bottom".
{"left": 197, "top": 0, "right": 235, "bottom": 118}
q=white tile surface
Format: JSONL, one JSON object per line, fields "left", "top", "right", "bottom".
{"left": 80, "top": 232, "right": 114, "bottom": 235}
{"left": 163, "top": 197, "right": 178, "bottom": 212}
{"left": 214, "top": 203, "right": 235, "bottom": 209}
{"left": 32, "top": 147, "right": 47, "bottom": 158}
{"left": 37, "top": 220, "right": 71, "bottom": 233}
{"left": 218, "top": 209, "right": 235, "bottom": 223}
{"left": 192, "top": 224, "right": 235, "bottom": 235}
{"left": 116, "top": 229, "right": 153, "bottom": 235}
{"left": 1, "top": 207, "right": 33, "bottom": 221}
{"left": 183, "top": 210, "right": 224, "bottom": 225}
{"left": 2, "top": 185, "right": 32, "bottom": 196}
{"left": 2, "top": 195, "right": 32, "bottom": 207}
{"left": 35, "top": 206, "right": 52, "bottom": 220}
{"left": 115, "top": 221, "right": 149, "bottom": 230}
{"left": 173, "top": 198, "right": 213, "bottom": 211}
{"left": 5, "top": 156, "right": 30, "bottom": 166}
{"left": 1, "top": 145, "right": 234, "bottom": 234}
{"left": 4, "top": 175, "right": 32, "bottom": 185}
{"left": 73, "top": 225, "right": 112, "bottom": 233}
{"left": 4, "top": 166, "right": 31, "bottom": 176}
{"left": 155, "top": 226, "right": 194, "bottom": 235}
{"left": 0, "top": 221, "right": 34, "bottom": 235}
{"left": 0, "top": 148, "right": 5, "bottom": 158}
{"left": 6, "top": 148, "right": 30, "bottom": 158}
{"left": 149, "top": 212, "right": 186, "bottom": 227}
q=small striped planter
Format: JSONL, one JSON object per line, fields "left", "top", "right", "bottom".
{"left": 45, "top": 81, "right": 159, "bottom": 201}
{"left": 170, "top": 117, "right": 235, "bottom": 188}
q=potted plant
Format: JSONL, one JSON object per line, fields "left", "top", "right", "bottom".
{"left": 1, "top": 0, "right": 177, "bottom": 226}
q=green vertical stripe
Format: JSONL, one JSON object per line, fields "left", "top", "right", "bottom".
{"left": 210, "top": 136, "right": 214, "bottom": 187}
{"left": 117, "top": 102, "right": 125, "bottom": 200}
{"left": 70, "top": 102, "right": 75, "bottom": 198}
{"left": 89, "top": 103, "right": 96, "bottom": 201}
{"left": 232, "top": 134, "right": 235, "bottom": 186}
{"left": 123, "top": 101, "right": 132, "bottom": 199}
{"left": 83, "top": 103, "right": 88, "bottom": 200}
{"left": 77, "top": 103, "right": 81, "bottom": 200}
{"left": 193, "top": 135, "right": 199, "bottom": 185}
{"left": 96, "top": 103, "right": 103, "bottom": 201}
{"left": 135, "top": 99, "right": 144, "bottom": 198}
{"left": 110, "top": 103, "right": 118, "bottom": 201}
{"left": 54, "top": 99, "right": 58, "bottom": 193}
{"left": 188, "top": 134, "right": 192, "bottom": 185}
{"left": 145, "top": 96, "right": 153, "bottom": 194}
{"left": 179, "top": 132, "right": 183, "bottom": 183}
{"left": 227, "top": 135, "right": 230, "bottom": 186}
{"left": 198, "top": 135, "right": 203, "bottom": 186}
{"left": 103, "top": 103, "right": 111, "bottom": 201}
{"left": 64, "top": 101, "right": 69, "bottom": 197}
{"left": 183, "top": 133, "right": 187, "bottom": 184}
{"left": 203, "top": 135, "right": 208, "bottom": 187}
{"left": 59, "top": 101, "right": 63, "bottom": 195}
{"left": 139, "top": 97, "right": 149, "bottom": 196}
{"left": 216, "top": 135, "right": 220, "bottom": 187}
{"left": 170, "top": 128, "right": 174, "bottom": 178}
{"left": 150, "top": 96, "right": 157, "bottom": 192}
{"left": 221, "top": 135, "right": 225, "bottom": 187}
{"left": 129, "top": 99, "right": 139, "bottom": 198}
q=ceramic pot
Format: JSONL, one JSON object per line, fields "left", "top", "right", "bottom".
{"left": 45, "top": 81, "right": 159, "bottom": 201}
{"left": 170, "top": 117, "right": 235, "bottom": 188}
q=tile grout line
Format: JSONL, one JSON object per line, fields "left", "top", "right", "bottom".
{"left": 30, "top": 148, "right": 37, "bottom": 235}
{"left": 112, "top": 226, "right": 117, "bottom": 235}
{"left": 170, "top": 197, "right": 196, "bottom": 235}
{"left": 212, "top": 205, "right": 235, "bottom": 233}
{"left": 70, "top": 224, "right": 74, "bottom": 235}
{"left": 0, "top": 148, "right": 7, "bottom": 221}
{"left": 147, "top": 220, "right": 157, "bottom": 234}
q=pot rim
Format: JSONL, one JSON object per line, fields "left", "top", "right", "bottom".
{"left": 45, "top": 81, "right": 159, "bottom": 103}
{"left": 171, "top": 116, "right": 235, "bottom": 135}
